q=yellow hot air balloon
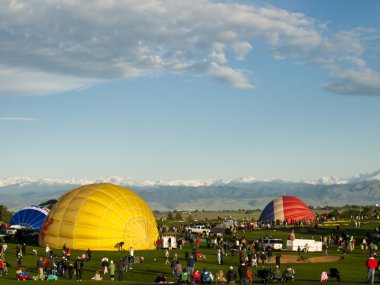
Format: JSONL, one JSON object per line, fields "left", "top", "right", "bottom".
{"left": 39, "top": 183, "right": 158, "bottom": 250}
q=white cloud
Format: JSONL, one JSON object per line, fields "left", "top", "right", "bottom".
{"left": 322, "top": 69, "right": 380, "bottom": 96}
{"left": 232, "top": 42, "right": 252, "bottom": 61}
{"left": 0, "top": 65, "right": 97, "bottom": 96}
{"left": 207, "top": 62, "right": 253, "bottom": 89}
{"left": 0, "top": 0, "right": 379, "bottom": 96}
{"left": 0, "top": 117, "right": 38, "bottom": 121}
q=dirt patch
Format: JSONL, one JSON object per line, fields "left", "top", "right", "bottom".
{"left": 280, "top": 255, "right": 343, "bottom": 264}
{"left": 309, "top": 256, "right": 344, "bottom": 263}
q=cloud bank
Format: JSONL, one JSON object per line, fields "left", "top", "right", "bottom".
{"left": 1, "top": 0, "right": 379, "bottom": 96}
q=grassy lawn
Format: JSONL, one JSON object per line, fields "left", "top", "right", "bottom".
{"left": 0, "top": 220, "right": 378, "bottom": 284}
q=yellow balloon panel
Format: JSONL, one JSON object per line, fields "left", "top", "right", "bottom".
{"left": 39, "top": 183, "right": 158, "bottom": 251}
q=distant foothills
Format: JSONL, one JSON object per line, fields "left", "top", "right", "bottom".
{"left": 1, "top": 169, "right": 380, "bottom": 211}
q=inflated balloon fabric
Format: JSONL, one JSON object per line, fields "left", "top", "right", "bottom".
{"left": 39, "top": 183, "right": 158, "bottom": 250}
{"left": 258, "top": 196, "right": 315, "bottom": 222}
{"left": 10, "top": 205, "right": 50, "bottom": 229}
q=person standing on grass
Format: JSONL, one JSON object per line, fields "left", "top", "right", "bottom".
{"left": 259, "top": 252, "right": 266, "bottom": 268}
{"left": 266, "top": 247, "right": 272, "bottom": 265}
{"left": 196, "top": 237, "right": 200, "bottom": 248}
{"left": 226, "top": 266, "right": 237, "bottom": 285}
{"left": 2, "top": 243, "right": 7, "bottom": 257}
{"left": 0, "top": 258, "right": 5, "bottom": 276}
{"left": 217, "top": 248, "right": 222, "bottom": 265}
{"left": 118, "top": 258, "right": 125, "bottom": 282}
{"left": 366, "top": 254, "right": 377, "bottom": 284}
{"left": 128, "top": 247, "right": 134, "bottom": 269}
{"left": 167, "top": 237, "right": 172, "bottom": 250}
{"left": 275, "top": 253, "right": 281, "bottom": 268}
{"left": 37, "top": 257, "right": 44, "bottom": 278}
{"left": 238, "top": 263, "right": 248, "bottom": 285}
{"left": 165, "top": 249, "right": 170, "bottom": 265}
{"left": 21, "top": 243, "right": 26, "bottom": 256}
{"left": 187, "top": 255, "right": 195, "bottom": 276}
{"left": 174, "top": 261, "right": 183, "bottom": 280}
{"left": 45, "top": 244, "right": 50, "bottom": 258}
{"left": 109, "top": 260, "right": 115, "bottom": 281}
{"left": 74, "top": 256, "right": 84, "bottom": 281}
{"left": 323, "top": 242, "right": 329, "bottom": 255}
{"left": 101, "top": 256, "right": 109, "bottom": 274}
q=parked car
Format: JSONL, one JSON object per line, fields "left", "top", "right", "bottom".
{"left": 6, "top": 225, "right": 26, "bottom": 235}
{"left": 223, "top": 220, "right": 237, "bottom": 228}
{"left": 262, "top": 238, "right": 283, "bottom": 251}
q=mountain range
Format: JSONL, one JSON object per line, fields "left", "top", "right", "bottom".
{"left": 1, "top": 169, "right": 380, "bottom": 211}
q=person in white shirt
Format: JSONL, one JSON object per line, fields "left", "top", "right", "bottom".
{"left": 45, "top": 244, "right": 50, "bottom": 257}
{"left": 128, "top": 247, "right": 134, "bottom": 269}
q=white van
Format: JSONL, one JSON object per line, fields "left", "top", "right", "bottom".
{"left": 262, "top": 238, "right": 283, "bottom": 251}
{"left": 6, "top": 225, "right": 25, "bottom": 235}
{"left": 223, "top": 220, "right": 237, "bottom": 227}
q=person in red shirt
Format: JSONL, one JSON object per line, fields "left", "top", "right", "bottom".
{"left": 196, "top": 237, "right": 200, "bottom": 248}
{"left": 0, "top": 258, "right": 5, "bottom": 275}
{"left": 366, "top": 255, "right": 378, "bottom": 284}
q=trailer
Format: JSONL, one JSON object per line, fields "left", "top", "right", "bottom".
{"left": 286, "top": 239, "right": 322, "bottom": 252}
{"left": 162, "top": 236, "right": 177, "bottom": 249}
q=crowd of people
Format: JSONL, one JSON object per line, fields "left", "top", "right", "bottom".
{"left": 152, "top": 227, "right": 297, "bottom": 285}
{"left": 0, "top": 217, "right": 379, "bottom": 283}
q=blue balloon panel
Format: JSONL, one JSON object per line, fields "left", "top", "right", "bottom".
{"left": 10, "top": 205, "right": 50, "bottom": 229}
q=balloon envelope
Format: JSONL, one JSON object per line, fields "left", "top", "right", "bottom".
{"left": 10, "top": 205, "right": 50, "bottom": 229}
{"left": 39, "top": 183, "right": 158, "bottom": 251}
{"left": 258, "top": 196, "right": 315, "bottom": 223}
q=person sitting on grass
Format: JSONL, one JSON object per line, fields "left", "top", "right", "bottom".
{"left": 214, "top": 269, "right": 227, "bottom": 284}
{"left": 154, "top": 272, "right": 167, "bottom": 283}
{"left": 320, "top": 271, "right": 328, "bottom": 283}
{"left": 16, "top": 267, "right": 29, "bottom": 280}
{"left": 200, "top": 268, "right": 214, "bottom": 284}
{"left": 283, "top": 265, "right": 295, "bottom": 282}
{"left": 91, "top": 270, "right": 103, "bottom": 281}
{"left": 272, "top": 265, "right": 282, "bottom": 280}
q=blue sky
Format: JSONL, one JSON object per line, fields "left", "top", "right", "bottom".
{"left": 1, "top": 0, "right": 380, "bottom": 182}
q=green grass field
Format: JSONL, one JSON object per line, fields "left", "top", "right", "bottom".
{"left": 0, "top": 220, "right": 378, "bottom": 284}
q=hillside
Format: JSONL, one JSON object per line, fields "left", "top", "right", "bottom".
{"left": 1, "top": 177, "right": 379, "bottom": 211}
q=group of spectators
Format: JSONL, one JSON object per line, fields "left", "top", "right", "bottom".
{"left": 156, "top": 229, "right": 296, "bottom": 285}
{"left": 1, "top": 216, "right": 379, "bottom": 283}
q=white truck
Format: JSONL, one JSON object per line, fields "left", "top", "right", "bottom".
{"left": 188, "top": 225, "right": 211, "bottom": 235}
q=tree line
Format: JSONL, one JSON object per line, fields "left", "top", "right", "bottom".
{"left": 0, "top": 204, "right": 13, "bottom": 223}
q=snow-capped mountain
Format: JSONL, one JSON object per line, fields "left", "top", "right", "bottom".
{"left": 347, "top": 169, "right": 380, "bottom": 184}
{"left": 305, "top": 176, "right": 348, "bottom": 185}
{"left": 1, "top": 169, "right": 380, "bottom": 211}
{"left": 1, "top": 169, "right": 380, "bottom": 188}
{"left": 0, "top": 177, "right": 35, "bottom": 187}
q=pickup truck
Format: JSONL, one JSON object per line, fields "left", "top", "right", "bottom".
{"left": 187, "top": 225, "right": 211, "bottom": 235}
